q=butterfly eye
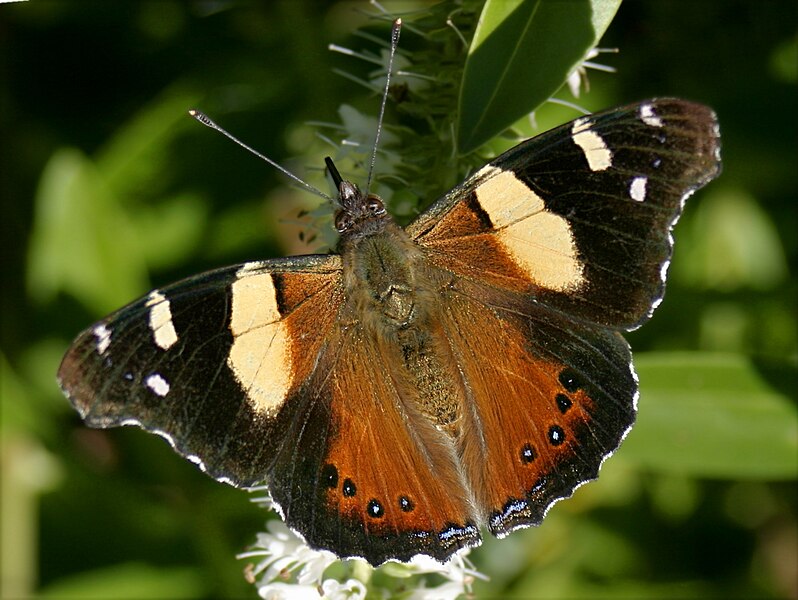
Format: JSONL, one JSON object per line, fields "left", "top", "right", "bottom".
{"left": 335, "top": 212, "right": 354, "bottom": 232}
{"left": 366, "top": 196, "right": 386, "bottom": 215}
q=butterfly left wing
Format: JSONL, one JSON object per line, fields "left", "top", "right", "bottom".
{"left": 409, "top": 98, "right": 721, "bottom": 330}
{"left": 58, "top": 255, "right": 344, "bottom": 486}
{"left": 406, "top": 98, "right": 720, "bottom": 535}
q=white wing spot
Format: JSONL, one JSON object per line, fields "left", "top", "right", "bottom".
{"left": 639, "top": 103, "right": 664, "bottom": 127}
{"left": 238, "top": 261, "right": 266, "bottom": 275}
{"left": 93, "top": 324, "right": 112, "bottom": 355}
{"left": 146, "top": 290, "right": 178, "bottom": 350}
{"left": 145, "top": 373, "right": 170, "bottom": 397}
{"left": 630, "top": 176, "right": 648, "bottom": 202}
{"left": 571, "top": 117, "right": 612, "bottom": 171}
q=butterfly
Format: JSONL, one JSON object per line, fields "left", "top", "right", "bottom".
{"left": 58, "top": 98, "right": 721, "bottom": 566}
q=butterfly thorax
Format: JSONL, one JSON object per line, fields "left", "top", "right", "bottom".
{"left": 336, "top": 181, "right": 428, "bottom": 331}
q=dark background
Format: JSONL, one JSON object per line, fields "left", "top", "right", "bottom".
{"left": 1, "top": 1, "right": 795, "bottom": 598}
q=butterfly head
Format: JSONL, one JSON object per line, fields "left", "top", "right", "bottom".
{"left": 334, "top": 181, "right": 388, "bottom": 236}
{"left": 326, "top": 157, "right": 390, "bottom": 239}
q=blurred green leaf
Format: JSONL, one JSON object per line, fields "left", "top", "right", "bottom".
{"left": 1, "top": 353, "right": 37, "bottom": 435}
{"left": 205, "top": 201, "right": 271, "bottom": 259}
{"left": 131, "top": 192, "right": 209, "bottom": 270}
{"left": 769, "top": 34, "right": 798, "bottom": 83}
{"left": 624, "top": 353, "right": 798, "bottom": 479}
{"left": 457, "top": 0, "right": 621, "bottom": 153}
{"left": 648, "top": 474, "right": 700, "bottom": 521}
{"left": 98, "top": 88, "right": 211, "bottom": 273}
{"left": 96, "top": 87, "right": 201, "bottom": 195}
{"left": 512, "top": 576, "right": 721, "bottom": 599}
{"left": 674, "top": 187, "right": 788, "bottom": 291}
{"left": 39, "top": 562, "right": 205, "bottom": 599}
{"left": 0, "top": 340, "right": 75, "bottom": 442}
{"left": 27, "top": 149, "right": 148, "bottom": 315}
{"left": 27, "top": 90, "right": 211, "bottom": 315}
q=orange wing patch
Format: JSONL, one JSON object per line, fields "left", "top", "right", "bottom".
{"left": 320, "top": 327, "right": 479, "bottom": 555}
{"left": 440, "top": 282, "right": 635, "bottom": 535}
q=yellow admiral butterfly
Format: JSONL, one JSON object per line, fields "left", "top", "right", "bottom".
{"left": 58, "top": 82, "right": 721, "bottom": 564}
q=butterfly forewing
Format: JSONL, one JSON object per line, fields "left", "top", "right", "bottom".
{"left": 58, "top": 255, "right": 344, "bottom": 485}
{"left": 410, "top": 98, "right": 721, "bottom": 329}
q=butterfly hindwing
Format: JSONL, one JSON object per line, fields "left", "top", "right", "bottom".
{"left": 439, "top": 276, "right": 635, "bottom": 535}
{"left": 58, "top": 255, "right": 344, "bottom": 486}
{"left": 409, "top": 98, "right": 721, "bottom": 329}
{"left": 267, "top": 319, "right": 480, "bottom": 565}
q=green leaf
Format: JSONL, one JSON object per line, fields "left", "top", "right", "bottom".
{"left": 457, "top": 0, "right": 621, "bottom": 154}
{"left": 96, "top": 87, "right": 201, "bottom": 195}
{"left": 673, "top": 186, "right": 789, "bottom": 291}
{"left": 623, "top": 353, "right": 798, "bottom": 480}
{"left": 27, "top": 149, "right": 149, "bottom": 315}
{"left": 130, "top": 192, "right": 209, "bottom": 270}
{"left": 39, "top": 562, "right": 204, "bottom": 599}
{"left": 28, "top": 89, "right": 210, "bottom": 315}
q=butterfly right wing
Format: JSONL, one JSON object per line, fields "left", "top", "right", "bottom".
{"left": 58, "top": 255, "right": 345, "bottom": 487}
{"left": 401, "top": 98, "right": 719, "bottom": 538}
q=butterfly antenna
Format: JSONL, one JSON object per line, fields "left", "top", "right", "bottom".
{"left": 364, "top": 17, "right": 401, "bottom": 196}
{"left": 189, "top": 109, "right": 333, "bottom": 202}
{"left": 324, "top": 156, "right": 344, "bottom": 190}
